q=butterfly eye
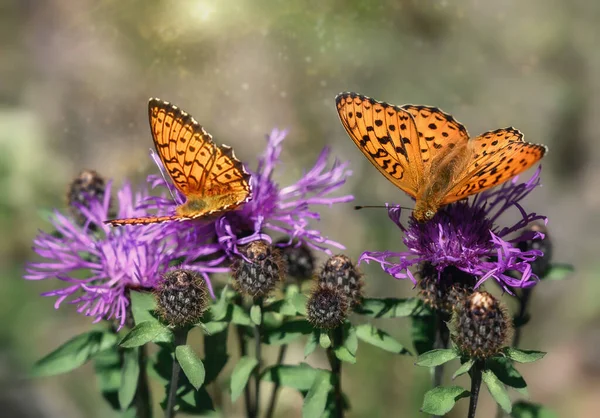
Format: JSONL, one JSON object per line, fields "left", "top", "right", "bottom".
{"left": 425, "top": 210, "right": 435, "bottom": 220}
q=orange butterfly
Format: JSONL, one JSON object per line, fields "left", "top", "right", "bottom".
{"left": 106, "top": 99, "right": 252, "bottom": 226}
{"left": 335, "top": 92, "right": 547, "bottom": 222}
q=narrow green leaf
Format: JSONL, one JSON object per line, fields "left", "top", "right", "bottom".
{"left": 176, "top": 345, "right": 206, "bottom": 390}
{"left": 415, "top": 349, "right": 459, "bottom": 367}
{"left": 411, "top": 311, "right": 436, "bottom": 355}
{"left": 261, "top": 364, "right": 322, "bottom": 391}
{"left": 355, "top": 297, "right": 422, "bottom": 318}
{"left": 452, "top": 359, "right": 474, "bottom": 380}
{"left": 355, "top": 324, "right": 411, "bottom": 354}
{"left": 505, "top": 348, "right": 546, "bottom": 363}
{"left": 262, "top": 320, "right": 313, "bottom": 345}
{"left": 420, "top": 386, "right": 470, "bottom": 415}
{"left": 119, "top": 321, "right": 171, "bottom": 348}
{"left": 231, "top": 304, "right": 252, "bottom": 326}
{"left": 511, "top": 401, "right": 558, "bottom": 418}
{"left": 333, "top": 323, "right": 358, "bottom": 364}
{"left": 129, "top": 291, "right": 158, "bottom": 325}
{"left": 210, "top": 287, "right": 230, "bottom": 321}
{"left": 200, "top": 321, "right": 228, "bottom": 335}
{"left": 319, "top": 332, "right": 331, "bottom": 349}
{"left": 230, "top": 356, "right": 258, "bottom": 402}
{"left": 178, "top": 386, "right": 215, "bottom": 414}
{"left": 33, "top": 330, "right": 118, "bottom": 377}
{"left": 118, "top": 348, "right": 140, "bottom": 410}
{"left": 302, "top": 372, "right": 332, "bottom": 418}
{"left": 483, "top": 369, "right": 512, "bottom": 413}
{"left": 291, "top": 293, "right": 308, "bottom": 316}
{"left": 250, "top": 304, "right": 262, "bottom": 325}
{"left": 304, "top": 332, "right": 319, "bottom": 358}
{"left": 543, "top": 263, "right": 574, "bottom": 281}
{"left": 487, "top": 357, "right": 527, "bottom": 392}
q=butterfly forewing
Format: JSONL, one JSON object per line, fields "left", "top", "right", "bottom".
{"left": 335, "top": 92, "right": 421, "bottom": 197}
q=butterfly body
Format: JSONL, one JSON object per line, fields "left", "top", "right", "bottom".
{"left": 335, "top": 92, "right": 547, "bottom": 222}
{"left": 106, "top": 99, "right": 251, "bottom": 226}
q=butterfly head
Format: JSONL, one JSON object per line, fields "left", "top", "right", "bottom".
{"left": 413, "top": 201, "right": 438, "bottom": 223}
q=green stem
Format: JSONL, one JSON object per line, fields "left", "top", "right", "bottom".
{"left": 265, "top": 345, "right": 288, "bottom": 418}
{"left": 252, "top": 297, "right": 264, "bottom": 418}
{"left": 467, "top": 363, "right": 483, "bottom": 418}
{"left": 327, "top": 327, "right": 344, "bottom": 418}
{"left": 432, "top": 312, "right": 450, "bottom": 418}
{"left": 164, "top": 328, "right": 188, "bottom": 418}
{"left": 134, "top": 345, "right": 152, "bottom": 418}
{"left": 513, "top": 288, "right": 532, "bottom": 348}
{"left": 236, "top": 324, "right": 253, "bottom": 418}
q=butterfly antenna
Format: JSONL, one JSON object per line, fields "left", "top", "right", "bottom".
{"left": 354, "top": 205, "right": 413, "bottom": 211}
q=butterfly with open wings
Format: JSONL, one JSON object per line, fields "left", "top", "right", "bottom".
{"left": 106, "top": 99, "right": 252, "bottom": 226}
{"left": 335, "top": 92, "right": 547, "bottom": 222}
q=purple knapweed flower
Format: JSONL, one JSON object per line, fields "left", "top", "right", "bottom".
{"left": 147, "top": 129, "right": 354, "bottom": 257}
{"left": 25, "top": 181, "right": 223, "bottom": 329}
{"left": 360, "top": 166, "right": 547, "bottom": 292}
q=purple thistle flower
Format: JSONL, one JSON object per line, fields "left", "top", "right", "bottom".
{"left": 147, "top": 129, "right": 354, "bottom": 257}
{"left": 359, "top": 166, "right": 547, "bottom": 292}
{"left": 25, "top": 181, "right": 224, "bottom": 329}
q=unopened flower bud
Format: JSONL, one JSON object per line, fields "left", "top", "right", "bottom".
{"left": 67, "top": 169, "right": 108, "bottom": 226}
{"left": 231, "top": 240, "right": 285, "bottom": 297}
{"left": 155, "top": 269, "right": 209, "bottom": 327}
{"left": 306, "top": 286, "right": 349, "bottom": 330}
{"left": 318, "top": 254, "right": 363, "bottom": 307}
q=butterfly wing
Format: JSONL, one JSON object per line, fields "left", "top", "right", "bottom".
{"left": 441, "top": 127, "right": 547, "bottom": 204}
{"left": 335, "top": 92, "right": 423, "bottom": 197}
{"left": 400, "top": 104, "right": 470, "bottom": 172}
{"left": 148, "top": 99, "right": 251, "bottom": 213}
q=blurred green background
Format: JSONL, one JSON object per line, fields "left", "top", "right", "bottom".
{"left": 2, "top": 0, "right": 598, "bottom": 416}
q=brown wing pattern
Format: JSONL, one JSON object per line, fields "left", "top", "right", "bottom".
{"left": 400, "top": 104, "right": 470, "bottom": 170}
{"left": 335, "top": 92, "right": 421, "bottom": 197}
{"left": 148, "top": 99, "right": 251, "bottom": 202}
{"left": 442, "top": 127, "right": 547, "bottom": 204}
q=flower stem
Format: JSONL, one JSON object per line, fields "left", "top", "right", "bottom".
{"left": 431, "top": 313, "right": 450, "bottom": 418}
{"left": 467, "top": 362, "right": 483, "bottom": 418}
{"left": 513, "top": 288, "right": 532, "bottom": 348}
{"left": 236, "top": 324, "right": 253, "bottom": 418}
{"left": 252, "top": 297, "right": 264, "bottom": 418}
{"left": 165, "top": 328, "right": 188, "bottom": 418}
{"left": 265, "top": 345, "right": 288, "bottom": 418}
{"left": 135, "top": 345, "right": 152, "bottom": 418}
{"left": 327, "top": 327, "right": 344, "bottom": 418}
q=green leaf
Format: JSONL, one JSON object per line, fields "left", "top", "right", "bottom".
{"left": 262, "top": 320, "right": 313, "bottom": 345}
{"left": 129, "top": 291, "right": 158, "bottom": 325}
{"left": 487, "top": 357, "right": 527, "bottom": 392}
{"left": 511, "top": 401, "right": 558, "bottom": 418}
{"left": 118, "top": 348, "right": 140, "bottom": 410}
{"left": 420, "top": 386, "right": 470, "bottom": 415}
{"left": 483, "top": 369, "right": 512, "bottom": 413}
{"left": 230, "top": 356, "right": 258, "bottom": 402}
{"left": 178, "top": 386, "right": 215, "bottom": 415}
{"left": 33, "top": 330, "right": 118, "bottom": 377}
{"left": 305, "top": 332, "right": 319, "bottom": 358}
{"left": 302, "top": 372, "right": 332, "bottom": 418}
{"left": 355, "top": 297, "right": 422, "bottom": 318}
{"left": 210, "top": 287, "right": 230, "bottom": 321}
{"left": 333, "top": 324, "right": 358, "bottom": 364}
{"left": 200, "top": 321, "right": 228, "bottom": 335}
{"left": 543, "top": 263, "right": 574, "bottom": 281}
{"left": 415, "top": 349, "right": 459, "bottom": 367}
{"left": 319, "top": 332, "right": 331, "bottom": 349}
{"left": 203, "top": 325, "right": 229, "bottom": 385}
{"left": 411, "top": 311, "right": 436, "bottom": 355}
{"left": 355, "top": 324, "right": 411, "bottom": 354}
{"left": 231, "top": 304, "right": 252, "bottom": 326}
{"left": 452, "top": 359, "right": 474, "bottom": 380}
{"left": 291, "top": 293, "right": 308, "bottom": 316}
{"left": 261, "top": 364, "right": 323, "bottom": 391}
{"left": 176, "top": 345, "right": 206, "bottom": 390}
{"left": 119, "top": 321, "right": 171, "bottom": 348}
{"left": 94, "top": 348, "right": 124, "bottom": 411}
{"left": 505, "top": 348, "right": 546, "bottom": 363}
{"left": 250, "top": 304, "right": 262, "bottom": 326}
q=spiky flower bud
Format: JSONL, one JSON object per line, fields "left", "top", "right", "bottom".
{"left": 318, "top": 254, "right": 363, "bottom": 307}
{"left": 517, "top": 222, "right": 552, "bottom": 277}
{"left": 418, "top": 263, "right": 476, "bottom": 316}
{"left": 306, "top": 285, "right": 349, "bottom": 330}
{"left": 155, "top": 269, "right": 209, "bottom": 327}
{"left": 452, "top": 291, "right": 513, "bottom": 360}
{"left": 67, "top": 169, "right": 108, "bottom": 226}
{"left": 231, "top": 240, "right": 285, "bottom": 297}
{"left": 277, "top": 239, "right": 315, "bottom": 282}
